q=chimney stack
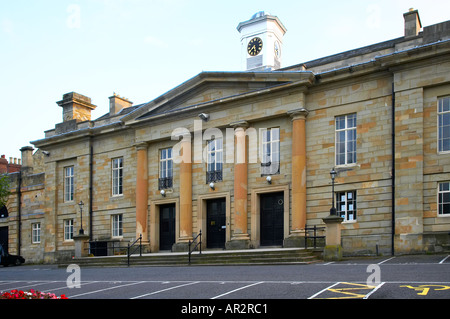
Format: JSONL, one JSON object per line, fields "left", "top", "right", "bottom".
{"left": 0, "top": 155, "right": 7, "bottom": 174}
{"left": 109, "top": 93, "right": 133, "bottom": 116}
{"left": 20, "top": 146, "right": 34, "bottom": 175}
{"left": 403, "top": 8, "right": 422, "bottom": 38}
{"left": 57, "top": 92, "right": 97, "bottom": 123}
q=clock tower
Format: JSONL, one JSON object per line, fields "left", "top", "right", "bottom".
{"left": 237, "top": 11, "right": 287, "bottom": 71}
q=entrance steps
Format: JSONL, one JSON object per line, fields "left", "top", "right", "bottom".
{"left": 59, "top": 247, "right": 322, "bottom": 268}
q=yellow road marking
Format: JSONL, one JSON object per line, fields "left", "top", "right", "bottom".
{"left": 315, "top": 282, "right": 376, "bottom": 299}
{"left": 400, "top": 284, "right": 450, "bottom": 296}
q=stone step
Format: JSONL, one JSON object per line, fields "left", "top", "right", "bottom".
{"left": 59, "top": 248, "right": 322, "bottom": 268}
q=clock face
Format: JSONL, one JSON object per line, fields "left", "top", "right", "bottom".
{"left": 247, "top": 37, "right": 263, "bottom": 56}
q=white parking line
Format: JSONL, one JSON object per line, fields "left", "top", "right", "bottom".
{"left": 363, "top": 282, "right": 385, "bottom": 299}
{"left": 211, "top": 281, "right": 264, "bottom": 299}
{"left": 130, "top": 281, "right": 199, "bottom": 299}
{"left": 378, "top": 257, "right": 396, "bottom": 264}
{"left": 307, "top": 282, "right": 340, "bottom": 299}
{"left": 70, "top": 281, "right": 147, "bottom": 298}
{"left": 439, "top": 255, "right": 450, "bottom": 264}
{"left": 0, "top": 281, "right": 57, "bottom": 291}
{"left": 0, "top": 281, "right": 22, "bottom": 287}
{"left": 42, "top": 281, "right": 99, "bottom": 293}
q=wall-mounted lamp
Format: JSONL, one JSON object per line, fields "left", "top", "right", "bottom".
{"left": 266, "top": 176, "right": 272, "bottom": 184}
{"left": 78, "top": 200, "right": 84, "bottom": 235}
{"left": 330, "top": 168, "right": 337, "bottom": 216}
{"left": 198, "top": 113, "right": 209, "bottom": 122}
{"left": 209, "top": 182, "right": 215, "bottom": 190}
{"left": 160, "top": 189, "right": 166, "bottom": 197}
{"left": 42, "top": 151, "right": 50, "bottom": 156}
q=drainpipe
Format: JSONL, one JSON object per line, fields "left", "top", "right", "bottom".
{"left": 89, "top": 136, "right": 94, "bottom": 242}
{"left": 17, "top": 170, "right": 22, "bottom": 255}
{"left": 391, "top": 82, "right": 396, "bottom": 256}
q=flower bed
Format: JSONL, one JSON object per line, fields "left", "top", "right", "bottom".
{"left": 0, "top": 289, "right": 68, "bottom": 299}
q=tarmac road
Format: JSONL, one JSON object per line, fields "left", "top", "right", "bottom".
{"left": 1, "top": 254, "right": 449, "bottom": 315}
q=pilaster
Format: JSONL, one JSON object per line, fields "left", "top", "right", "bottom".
{"left": 135, "top": 143, "right": 149, "bottom": 245}
{"left": 227, "top": 121, "right": 250, "bottom": 249}
{"left": 285, "top": 108, "right": 309, "bottom": 246}
{"left": 175, "top": 134, "right": 193, "bottom": 251}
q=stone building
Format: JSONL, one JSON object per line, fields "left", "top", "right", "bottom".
{"left": 0, "top": 155, "right": 21, "bottom": 174}
{"left": 2, "top": 9, "right": 450, "bottom": 263}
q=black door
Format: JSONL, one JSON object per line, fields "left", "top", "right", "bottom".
{"left": 260, "top": 192, "right": 284, "bottom": 246}
{"left": 207, "top": 198, "right": 226, "bottom": 249}
{"left": 160, "top": 204, "right": 175, "bottom": 251}
{"left": 0, "top": 227, "right": 8, "bottom": 253}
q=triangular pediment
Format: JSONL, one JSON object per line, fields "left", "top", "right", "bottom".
{"left": 121, "top": 71, "right": 313, "bottom": 125}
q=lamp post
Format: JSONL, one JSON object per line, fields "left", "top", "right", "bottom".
{"left": 330, "top": 168, "right": 337, "bottom": 216}
{"left": 78, "top": 200, "right": 84, "bottom": 235}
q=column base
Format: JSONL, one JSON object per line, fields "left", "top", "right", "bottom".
{"left": 284, "top": 235, "right": 306, "bottom": 248}
{"left": 226, "top": 237, "right": 251, "bottom": 250}
{"left": 139, "top": 241, "right": 151, "bottom": 254}
{"left": 323, "top": 245, "right": 343, "bottom": 261}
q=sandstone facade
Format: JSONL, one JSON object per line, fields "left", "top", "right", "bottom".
{"left": 2, "top": 10, "right": 450, "bottom": 263}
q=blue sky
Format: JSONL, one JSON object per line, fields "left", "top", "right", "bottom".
{"left": 1, "top": 0, "right": 450, "bottom": 159}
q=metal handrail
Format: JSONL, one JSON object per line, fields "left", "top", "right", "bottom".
{"left": 304, "top": 225, "right": 325, "bottom": 248}
{"left": 127, "top": 234, "right": 142, "bottom": 266}
{"left": 188, "top": 230, "right": 202, "bottom": 265}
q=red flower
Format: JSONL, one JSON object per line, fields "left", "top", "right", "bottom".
{"left": 0, "top": 289, "right": 68, "bottom": 299}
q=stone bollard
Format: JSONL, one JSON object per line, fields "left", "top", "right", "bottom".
{"left": 73, "top": 234, "right": 90, "bottom": 258}
{"left": 322, "top": 215, "right": 344, "bottom": 261}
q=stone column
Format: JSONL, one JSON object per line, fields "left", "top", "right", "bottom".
{"left": 135, "top": 143, "right": 149, "bottom": 245}
{"left": 322, "top": 215, "right": 344, "bottom": 261}
{"left": 73, "top": 234, "right": 90, "bottom": 258}
{"left": 285, "top": 108, "right": 309, "bottom": 247}
{"left": 173, "top": 134, "right": 193, "bottom": 251}
{"left": 227, "top": 121, "right": 250, "bottom": 249}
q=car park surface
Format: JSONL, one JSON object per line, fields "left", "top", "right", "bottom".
{"left": 1, "top": 254, "right": 449, "bottom": 301}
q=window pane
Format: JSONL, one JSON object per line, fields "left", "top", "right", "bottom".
{"left": 444, "top": 139, "right": 450, "bottom": 152}
{"left": 443, "top": 204, "right": 450, "bottom": 215}
{"left": 168, "top": 160, "right": 173, "bottom": 177}
{"left": 440, "top": 97, "right": 450, "bottom": 113}
{"left": 347, "top": 114, "right": 356, "bottom": 128}
{"left": 336, "top": 116, "right": 345, "bottom": 130}
{"left": 272, "top": 128, "right": 280, "bottom": 141}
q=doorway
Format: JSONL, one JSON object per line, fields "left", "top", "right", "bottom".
{"left": 260, "top": 192, "right": 284, "bottom": 246}
{"left": 159, "top": 204, "right": 175, "bottom": 251}
{"left": 206, "top": 198, "right": 226, "bottom": 249}
{"left": 0, "top": 227, "right": 8, "bottom": 253}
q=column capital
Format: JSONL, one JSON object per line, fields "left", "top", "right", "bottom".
{"left": 229, "top": 120, "right": 249, "bottom": 129}
{"left": 287, "top": 108, "right": 309, "bottom": 120}
{"left": 135, "top": 142, "right": 148, "bottom": 151}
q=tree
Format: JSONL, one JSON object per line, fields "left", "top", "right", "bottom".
{"left": 0, "top": 174, "right": 11, "bottom": 209}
